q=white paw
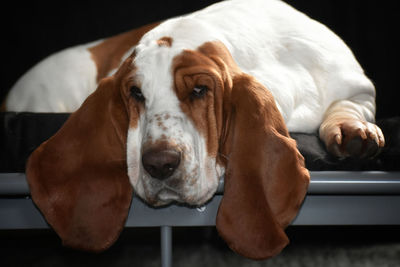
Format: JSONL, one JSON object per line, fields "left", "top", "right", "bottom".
{"left": 320, "top": 119, "right": 385, "bottom": 158}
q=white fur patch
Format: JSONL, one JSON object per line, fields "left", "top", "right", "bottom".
{"left": 7, "top": 41, "right": 101, "bottom": 112}
{"left": 133, "top": 0, "right": 375, "bottom": 133}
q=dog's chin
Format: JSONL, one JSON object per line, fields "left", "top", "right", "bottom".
{"left": 141, "top": 188, "right": 180, "bottom": 207}
{"left": 155, "top": 189, "right": 181, "bottom": 205}
{"left": 144, "top": 188, "right": 215, "bottom": 208}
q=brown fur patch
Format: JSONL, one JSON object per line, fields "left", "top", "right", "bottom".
{"left": 26, "top": 73, "right": 133, "bottom": 253}
{"left": 156, "top": 36, "right": 173, "bottom": 47}
{"left": 89, "top": 22, "right": 161, "bottom": 82}
{"left": 113, "top": 53, "right": 144, "bottom": 129}
{"left": 172, "top": 41, "right": 237, "bottom": 162}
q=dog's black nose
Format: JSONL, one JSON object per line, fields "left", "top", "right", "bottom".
{"left": 142, "top": 148, "right": 181, "bottom": 180}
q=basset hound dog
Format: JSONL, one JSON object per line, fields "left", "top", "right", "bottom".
{"left": 4, "top": 0, "right": 384, "bottom": 260}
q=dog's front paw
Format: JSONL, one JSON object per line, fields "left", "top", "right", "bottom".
{"left": 320, "top": 119, "right": 385, "bottom": 158}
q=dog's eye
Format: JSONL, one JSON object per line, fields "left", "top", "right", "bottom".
{"left": 130, "top": 86, "right": 145, "bottom": 102}
{"left": 191, "top": 85, "right": 208, "bottom": 99}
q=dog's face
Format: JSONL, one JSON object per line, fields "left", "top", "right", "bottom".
{"left": 118, "top": 40, "right": 231, "bottom": 206}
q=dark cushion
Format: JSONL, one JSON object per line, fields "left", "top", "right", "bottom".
{"left": 292, "top": 117, "right": 400, "bottom": 171}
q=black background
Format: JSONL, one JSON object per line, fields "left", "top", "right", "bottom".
{"left": 1, "top": 0, "right": 398, "bottom": 119}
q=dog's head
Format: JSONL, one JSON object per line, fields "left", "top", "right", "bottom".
{"left": 27, "top": 36, "right": 309, "bottom": 259}
{"left": 125, "top": 39, "right": 227, "bottom": 207}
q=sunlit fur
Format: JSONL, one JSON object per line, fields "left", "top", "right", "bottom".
{"left": 7, "top": 0, "right": 376, "bottom": 132}
{"left": 6, "top": 41, "right": 101, "bottom": 112}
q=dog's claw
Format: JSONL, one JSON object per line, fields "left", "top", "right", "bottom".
{"left": 334, "top": 134, "right": 342, "bottom": 145}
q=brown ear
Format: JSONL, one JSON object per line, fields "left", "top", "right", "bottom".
{"left": 216, "top": 74, "right": 310, "bottom": 260}
{"left": 26, "top": 77, "right": 133, "bottom": 252}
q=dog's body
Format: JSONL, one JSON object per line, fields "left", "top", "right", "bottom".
{"left": 7, "top": 0, "right": 385, "bottom": 259}
{"left": 5, "top": 1, "right": 372, "bottom": 124}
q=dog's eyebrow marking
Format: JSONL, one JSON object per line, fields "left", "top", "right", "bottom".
{"left": 157, "top": 36, "right": 173, "bottom": 47}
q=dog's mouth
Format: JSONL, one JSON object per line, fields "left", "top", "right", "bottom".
{"left": 156, "top": 188, "right": 181, "bottom": 202}
{"left": 142, "top": 179, "right": 213, "bottom": 207}
{"left": 141, "top": 182, "right": 184, "bottom": 207}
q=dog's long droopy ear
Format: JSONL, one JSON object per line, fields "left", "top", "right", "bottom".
{"left": 26, "top": 77, "right": 133, "bottom": 252}
{"left": 216, "top": 74, "right": 310, "bottom": 260}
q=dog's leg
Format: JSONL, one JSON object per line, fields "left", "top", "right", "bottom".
{"left": 319, "top": 95, "right": 385, "bottom": 158}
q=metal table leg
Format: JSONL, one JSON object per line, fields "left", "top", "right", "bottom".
{"left": 161, "top": 226, "right": 172, "bottom": 267}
